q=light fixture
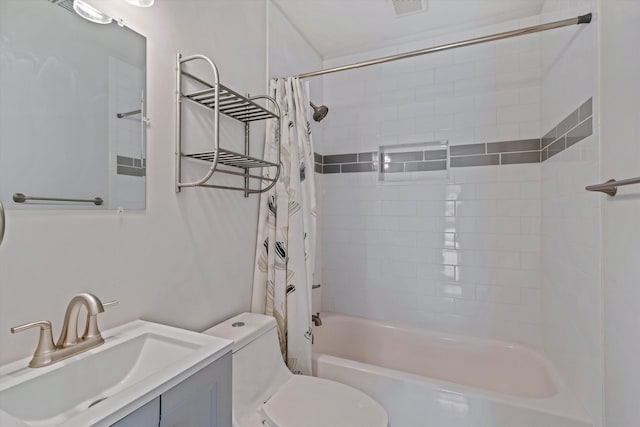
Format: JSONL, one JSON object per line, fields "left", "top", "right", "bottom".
{"left": 125, "top": 0, "right": 155, "bottom": 7}
{"left": 72, "top": 0, "right": 113, "bottom": 24}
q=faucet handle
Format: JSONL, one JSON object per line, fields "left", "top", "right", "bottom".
{"left": 11, "top": 320, "right": 57, "bottom": 367}
{"left": 11, "top": 320, "right": 51, "bottom": 334}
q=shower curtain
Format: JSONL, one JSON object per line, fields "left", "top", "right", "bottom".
{"left": 251, "top": 77, "right": 317, "bottom": 375}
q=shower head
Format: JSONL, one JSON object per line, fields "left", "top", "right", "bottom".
{"left": 310, "top": 102, "right": 329, "bottom": 122}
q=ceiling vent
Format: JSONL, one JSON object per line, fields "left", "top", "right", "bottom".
{"left": 391, "top": 0, "right": 427, "bottom": 17}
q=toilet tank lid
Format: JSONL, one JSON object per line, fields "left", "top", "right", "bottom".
{"left": 202, "top": 312, "right": 276, "bottom": 353}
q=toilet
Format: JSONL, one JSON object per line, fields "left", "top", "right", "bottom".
{"left": 203, "top": 312, "right": 388, "bottom": 427}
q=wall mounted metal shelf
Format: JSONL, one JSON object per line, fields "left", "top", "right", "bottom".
{"left": 176, "top": 54, "right": 281, "bottom": 196}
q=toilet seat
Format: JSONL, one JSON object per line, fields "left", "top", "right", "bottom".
{"left": 259, "top": 375, "right": 388, "bottom": 427}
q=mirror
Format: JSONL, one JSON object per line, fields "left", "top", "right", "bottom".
{"left": 0, "top": 0, "right": 147, "bottom": 210}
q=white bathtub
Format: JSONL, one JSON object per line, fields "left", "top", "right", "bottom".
{"left": 312, "top": 313, "right": 592, "bottom": 427}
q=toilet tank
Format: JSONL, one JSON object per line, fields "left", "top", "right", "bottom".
{"left": 203, "top": 313, "right": 292, "bottom": 418}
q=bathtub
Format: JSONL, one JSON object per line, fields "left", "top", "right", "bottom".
{"left": 312, "top": 313, "right": 592, "bottom": 427}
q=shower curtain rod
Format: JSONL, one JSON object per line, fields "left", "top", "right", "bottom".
{"left": 295, "top": 13, "right": 592, "bottom": 79}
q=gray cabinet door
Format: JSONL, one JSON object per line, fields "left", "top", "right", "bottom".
{"left": 111, "top": 397, "right": 160, "bottom": 427}
{"left": 160, "top": 352, "right": 232, "bottom": 427}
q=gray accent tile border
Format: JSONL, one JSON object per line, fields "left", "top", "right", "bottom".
{"left": 450, "top": 144, "right": 485, "bottom": 156}
{"left": 117, "top": 165, "right": 146, "bottom": 177}
{"left": 322, "top": 164, "right": 340, "bottom": 174}
{"left": 426, "top": 149, "right": 447, "bottom": 160}
{"left": 451, "top": 154, "right": 499, "bottom": 168}
{"left": 501, "top": 151, "right": 541, "bottom": 165}
{"left": 487, "top": 139, "right": 540, "bottom": 154}
{"left": 566, "top": 117, "right": 593, "bottom": 148}
{"left": 385, "top": 151, "right": 423, "bottom": 162}
{"left": 342, "top": 162, "right": 376, "bottom": 173}
{"left": 323, "top": 153, "right": 357, "bottom": 164}
{"left": 541, "top": 99, "right": 593, "bottom": 161}
{"left": 358, "top": 152, "right": 376, "bottom": 162}
{"left": 117, "top": 155, "right": 146, "bottom": 177}
{"left": 405, "top": 160, "right": 447, "bottom": 172}
{"left": 314, "top": 98, "right": 593, "bottom": 174}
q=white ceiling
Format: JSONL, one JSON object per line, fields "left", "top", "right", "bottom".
{"left": 272, "top": 0, "right": 546, "bottom": 59}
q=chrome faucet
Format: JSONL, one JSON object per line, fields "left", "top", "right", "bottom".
{"left": 11, "top": 293, "right": 117, "bottom": 368}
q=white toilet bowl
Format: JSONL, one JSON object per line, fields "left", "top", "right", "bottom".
{"left": 203, "top": 312, "right": 388, "bottom": 427}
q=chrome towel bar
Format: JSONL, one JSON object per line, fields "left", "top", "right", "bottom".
{"left": 13, "top": 193, "right": 104, "bottom": 206}
{"left": 116, "top": 109, "right": 142, "bottom": 118}
{"left": 585, "top": 177, "right": 640, "bottom": 196}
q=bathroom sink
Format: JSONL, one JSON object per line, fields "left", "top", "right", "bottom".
{"left": 0, "top": 320, "right": 232, "bottom": 427}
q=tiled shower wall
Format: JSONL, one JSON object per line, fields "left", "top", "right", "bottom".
{"left": 321, "top": 166, "right": 543, "bottom": 345}
{"left": 319, "top": 16, "right": 547, "bottom": 345}
{"left": 540, "top": 0, "right": 602, "bottom": 424}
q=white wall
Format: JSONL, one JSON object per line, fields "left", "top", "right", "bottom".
{"left": 539, "top": 1, "right": 602, "bottom": 424}
{"left": 320, "top": 17, "right": 545, "bottom": 346}
{"left": 0, "top": 0, "right": 268, "bottom": 364}
{"left": 600, "top": 1, "right": 640, "bottom": 426}
{"left": 541, "top": 0, "right": 603, "bottom": 426}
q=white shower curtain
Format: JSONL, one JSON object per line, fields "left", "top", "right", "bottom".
{"left": 251, "top": 77, "right": 317, "bottom": 375}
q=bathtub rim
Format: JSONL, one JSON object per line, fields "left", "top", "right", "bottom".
{"left": 312, "top": 311, "right": 592, "bottom": 424}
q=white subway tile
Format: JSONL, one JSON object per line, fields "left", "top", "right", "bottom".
{"left": 416, "top": 200, "right": 456, "bottom": 217}
{"left": 474, "top": 123, "right": 521, "bottom": 143}
{"left": 415, "top": 50, "right": 454, "bottom": 70}
{"left": 454, "top": 43, "right": 494, "bottom": 64}
{"left": 453, "top": 165, "right": 500, "bottom": 183}
{"left": 519, "top": 49, "right": 541, "bottom": 70}
{"left": 455, "top": 233, "right": 499, "bottom": 251}
{"left": 416, "top": 264, "right": 457, "bottom": 282}
{"left": 414, "top": 82, "right": 455, "bottom": 100}
{"left": 497, "top": 103, "right": 540, "bottom": 124}
{"left": 475, "top": 88, "right": 520, "bottom": 109}
{"left": 476, "top": 284, "right": 521, "bottom": 304}
{"left": 475, "top": 182, "right": 521, "bottom": 200}
{"left": 435, "top": 63, "right": 477, "bottom": 83}
{"left": 495, "top": 67, "right": 540, "bottom": 89}
{"left": 437, "top": 282, "right": 476, "bottom": 300}
{"left": 475, "top": 217, "right": 522, "bottom": 234}
{"left": 454, "top": 76, "right": 496, "bottom": 95}
{"left": 414, "top": 113, "right": 455, "bottom": 132}
{"left": 498, "top": 234, "right": 541, "bottom": 252}
{"left": 519, "top": 85, "right": 541, "bottom": 105}
{"left": 455, "top": 109, "right": 497, "bottom": 128}
{"left": 519, "top": 120, "right": 541, "bottom": 139}
{"left": 474, "top": 250, "right": 521, "bottom": 269}
{"left": 415, "top": 231, "right": 455, "bottom": 249}
{"left": 520, "top": 182, "right": 542, "bottom": 199}
{"left": 397, "top": 100, "right": 436, "bottom": 118}
{"left": 433, "top": 95, "right": 476, "bottom": 114}
{"left": 456, "top": 200, "right": 497, "bottom": 217}
{"left": 475, "top": 54, "right": 519, "bottom": 77}
{"left": 498, "top": 164, "right": 541, "bottom": 181}
{"left": 362, "top": 215, "right": 399, "bottom": 231}
{"left": 382, "top": 200, "right": 417, "bottom": 216}
{"left": 382, "top": 230, "right": 417, "bottom": 247}
{"left": 432, "top": 126, "right": 476, "bottom": 144}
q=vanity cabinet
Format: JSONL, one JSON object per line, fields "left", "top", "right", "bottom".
{"left": 111, "top": 398, "right": 160, "bottom": 427}
{"left": 111, "top": 352, "right": 232, "bottom": 427}
{"left": 160, "top": 352, "right": 232, "bottom": 427}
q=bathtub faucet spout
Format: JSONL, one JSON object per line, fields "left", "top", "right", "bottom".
{"left": 312, "top": 313, "right": 322, "bottom": 326}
